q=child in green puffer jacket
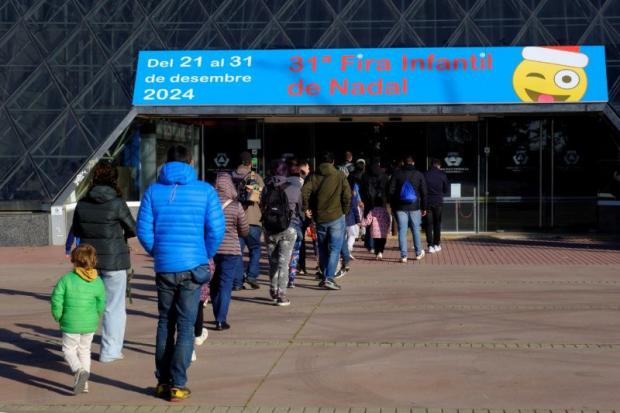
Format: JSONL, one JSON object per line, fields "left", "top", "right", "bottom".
{"left": 51, "top": 244, "right": 106, "bottom": 395}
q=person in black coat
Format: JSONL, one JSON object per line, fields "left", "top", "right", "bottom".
{"left": 72, "top": 160, "right": 136, "bottom": 363}
{"left": 424, "top": 158, "right": 449, "bottom": 253}
{"left": 388, "top": 155, "right": 428, "bottom": 262}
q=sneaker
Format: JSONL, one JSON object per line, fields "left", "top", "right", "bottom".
{"left": 269, "top": 289, "right": 278, "bottom": 302}
{"left": 170, "top": 386, "right": 191, "bottom": 402}
{"left": 73, "top": 368, "right": 89, "bottom": 395}
{"left": 400, "top": 257, "right": 407, "bottom": 263}
{"left": 154, "top": 383, "right": 170, "bottom": 399}
{"left": 435, "top": 244, "right": 442, "bottom": 252}
{"left": 428, "top": 245, "right": 436, "bottom": 253}
{"left": 334, "top": 267, "right": 348, "bottom": 279}
{"left": 349, "top": 254, "right": 356, "bottom": 261}
{"left": 287, "top": 281, "right": 295, "bottom": 289}
{"left": 369, "top": 249, "right": 375, "bottom": 254}
{"left": 191, "top": 349, "right": 197, "bottom": 362}
{"left": 194, "top": 328, "right": 209, "bottom": 346}
{"left": 323, "top": 280, "right": 341, "bottom": 290}
{"left": 276, "top": 295, "right": 291, "bottom": 306}
{"left": 83, "top": 382, "right": 89, "bottom": 393}
{"left": 298, "top": 268, "right": 306, "bottom": 275}
{"left": 415, "top": 250, "right": 426, "bottom": 260}
{"left": 245, "top": 278, "right": 260, "bottom": 290}
{"left": 376, "top": 252, "right": 383, "bottom": 261}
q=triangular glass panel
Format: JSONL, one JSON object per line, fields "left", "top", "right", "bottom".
{"left": 155, "top": 22, "right": 206, "bottom": 49}
{"left": 74, "top": 67, "right": 131, "bottom": 110}
{"left": 184, "top": 23, "right": 231, "bottom": 49}
{"left": 282, "top": 0, "right": 335, "bottom": 22}
{"left": 320, "top": 26, "right": 359, "bottom": 48}
{"left": 11, "top": 1, "right": 38, "bottom": 14}
{"left": 10, "top": 111, "right": 64, "bottom": 148}
{"left": 0, "top": 111, "right": 26, "bottom": 157}
{"left": 282, "top": 21, "right": 332, "bottom": 48}
{"left": 385, "top": 24, "right": 425, "bottom": 47}
{"left": 0, "top": 23, "right": 43, "bottom": 67}
{"left": 26, "top": 0, "right": 82, "bottom": 23}
{"left": 471, "top": 0, "right": 527, "bottom": 45}
{"left": 346, "top": 0, "right": 398, "bottom": 22}
{"left": 0, "top": 158, "right": 49, "bottom": 202}
{"left": 32, "top": 113, "right": 93, "bottom": 157}
{"left": 49, "top": 26, "right": 107, "bottom": 100}
{"left": 76, "top": 110, "right": 127, "bottom": 149}
{"left": 151, "top": 0, "right": 211, "bottom": 23}
{"left": 538, "top": 0, "right": 594, "bottom": 20}
{"left": 259, "top": 26, "right": 296, "bottom": 49}
{"left": 408, "top": 0, "right": 462, "bottom": 22}
{"left": 216, "top": 1, "right": 272, "bottom": 48}
{"left": 89, "top": 0, "right": 147, "bottom": 56}
{"left": 7, "top": 66, "right": 66, "bottom": 110}
{"left": 111, "top": 25, "right": 163, "bottom": 67}
{"left": 0, "top": 156, "right": 23, "bottom": 186}
{"left": 511, "top": 22, "right": 554, "bottom": 46}
{"left": 323, "top": 0, "right": 355, "bottom": 15}
{"left": 0, "top": 2, "right": 20, "bottom": 41}
{"left": 445, "top": 23, "right": 489, "bottom": 46}
{"left": 0, "top": 66, "right": 35, "bottom": 103}
{"left": 74, "top": 0, "right": 99, "bottom": 15}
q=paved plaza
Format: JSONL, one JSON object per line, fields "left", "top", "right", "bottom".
{"left": 0, "top": 235, "right": 619, "bottom": 413}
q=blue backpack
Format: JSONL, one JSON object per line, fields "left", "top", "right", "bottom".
{"left": 400, "top": 179, "right": 417, "bottom": 204}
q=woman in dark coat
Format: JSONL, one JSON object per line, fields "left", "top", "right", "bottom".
{"left": 72, "top": 160, "right": 136, "bottom": 362}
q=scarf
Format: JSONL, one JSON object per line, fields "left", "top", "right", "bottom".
{"left": 75, "top": 267, "right": 98, "bottom": 282}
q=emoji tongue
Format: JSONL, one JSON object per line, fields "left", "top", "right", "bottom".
{"left": 537, "top": 94, "right": 555, "bottom": 103}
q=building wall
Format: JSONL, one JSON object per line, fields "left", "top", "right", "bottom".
{"left": 1, "top": 0, "right": 620, "bottom": 208}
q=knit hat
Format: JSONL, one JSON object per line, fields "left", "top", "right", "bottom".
{"left": 521, "top": 46, "right": 588, "bottom": 68}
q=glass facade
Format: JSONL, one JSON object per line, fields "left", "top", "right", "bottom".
{"left": 1, "top": 0, "right": 620, "bottom": 208}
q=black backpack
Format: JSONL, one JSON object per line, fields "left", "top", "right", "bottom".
{"left": 261, "top": 182, "right": 291, "bottom": 233}
{"left": 233, "top": 171, "right": 252, "bottom": 204}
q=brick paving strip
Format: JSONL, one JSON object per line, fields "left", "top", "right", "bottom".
{"left": 0, "top": 406, "right": 616, "bottom": 413}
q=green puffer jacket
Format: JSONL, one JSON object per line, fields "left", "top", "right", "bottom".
{"left": 51, "top": 272, "right": 106, "bottom": 334}
{"left": 302, "top": 163, "right": 352, "bottom": 224}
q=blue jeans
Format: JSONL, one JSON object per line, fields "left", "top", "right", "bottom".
{"left": 340, "top": 232, "right": 351, "bottom": 266}
{"left": 155, "top": 270, "right": 202, "bottom": 387}
{"left": 99, "top": 270, "right": 127, "bottom": 361}
{"left": 211, "top": 254, "right": 242, "bottom": 323}
{"left": 395, "top": 209, "right": 423, "bottom": 258}
{"left": 238, "top": 225, "right": 262, "bottom": 283}
{"left": 316, "top": 215, "right": 345, "bottom": 282}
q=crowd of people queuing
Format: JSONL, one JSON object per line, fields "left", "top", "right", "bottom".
{"left": 51, "top": 144, "right": 448, "bottom": 401}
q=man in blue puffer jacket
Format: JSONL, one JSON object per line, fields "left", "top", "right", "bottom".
{"left": 137, "top": 145, "right": 225, "bottom": 402}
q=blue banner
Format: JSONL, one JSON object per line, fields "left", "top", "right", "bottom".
{"left": 132, "top": 46, "right": 607, "bottom": 106}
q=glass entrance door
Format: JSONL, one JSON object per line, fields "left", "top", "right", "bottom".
{"left": 482, "top": 116, "right": 598, "bottom": 232}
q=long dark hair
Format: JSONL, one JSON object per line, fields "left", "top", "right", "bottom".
{"left": 91, "top": 160, "right": 122, "bottom": 196}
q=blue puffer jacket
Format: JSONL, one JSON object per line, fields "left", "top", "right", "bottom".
{"left": 137, "top": 162, "right": 225, "bottom": 273}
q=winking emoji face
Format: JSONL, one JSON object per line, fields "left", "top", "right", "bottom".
{"left": 513, "top": 46, "right": 589, "bottom": 103}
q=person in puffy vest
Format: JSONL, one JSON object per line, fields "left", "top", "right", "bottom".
{"left": 388, "top": 154, "right": 428, "bottom": 263}
{"left": 72, "top": 160, "right": 136, "bottom": 364}
{"left": 137, "top": 145, "right": 225, "bottom": 402}
{"left": 51, "top": 244, "right": 105, "bottom": 395}
{"left": 262, "top": 160, "right": 301, "bottom": 306}
{"left": 210, "top": 172, "right": 249, "bottom": 329}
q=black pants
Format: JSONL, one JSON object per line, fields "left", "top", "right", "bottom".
{"left": 373, "top": 238, "right": 387, "bottom": 254}
{"left": 194, "top": 300, "right": 205, "bottom": 337}
{"left": 425, "top": 204, "right": 443, "bottom": 246}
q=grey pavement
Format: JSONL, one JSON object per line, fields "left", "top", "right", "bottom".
{"left": 0, "top": 236, "right": 619, "bottom": 412}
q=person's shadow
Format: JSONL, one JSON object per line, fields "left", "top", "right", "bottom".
{"left": 0, "top": 326, "right": 153, "bottom": 397}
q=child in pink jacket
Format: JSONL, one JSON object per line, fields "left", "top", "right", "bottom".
{"left": 359, "top": 205, "right": 392, "bottom": 260}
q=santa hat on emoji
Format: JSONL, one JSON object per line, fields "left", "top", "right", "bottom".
{"left": 522, "top": 46, "right": 588, "bottom": 68}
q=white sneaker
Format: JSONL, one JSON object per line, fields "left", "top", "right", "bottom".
{"left": 415, "top": 250, "right": 425, "bottom": 260}
{"left": 194, "top": 328, "right": 209, "bottom": 346}
{"left": 376, "top": 252, "right": 383, "bottom": 260}
{"left": 435, "top": 245, "right": 442, "bottom": 252}
{"left": 400, "top": 257, "right": 407, "bottom": 263}
{"left": 191, "top": 349, "right": 197, "bottom": 362}
{"left": 83, "top": 381, "right": 89, "bottom": 393}
{"left": 428, "top": 246, "right": 436, "bottom": 253}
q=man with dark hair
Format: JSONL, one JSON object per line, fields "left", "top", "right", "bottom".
{"left": 424, "top": 158, "right": 449, "bottom": 253}
{"left": 231, "top": 151, "right": 265, "bottom": 290}
{"left": 302, "top": 151, "right": 351, "bottom": 290}
{"left": 340, "top": 150, "right": 355, "bottom": 174}
{"left": 389, "top": 155, "right": 428, "bottom": 263}
{"left": 137, "top": 144, "right": 225, "bottom": 402}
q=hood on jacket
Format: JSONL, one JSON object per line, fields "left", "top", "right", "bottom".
{"left": 233, "top": 164, "right": 251, "bottom": 180}
{"left": 216, "top": 172, "right": 237, "bottom": 200}
{"left": 317, "top": 162, "right": 338, "bottom": 176}
{"left": 286, "top": 176, "right": 303, "bottom": 188}
{"left": 158, "top": 162, "right": 197, "bottom": 185}
{"left": 269, "top": 175, "right": 288, "bottom": 187}
{"left": 87, "top": 185, "right": 118, "bottom": 203}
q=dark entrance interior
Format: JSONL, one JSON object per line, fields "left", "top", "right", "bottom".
{"left": 198, "top": 114, "right": 619, "bottom": 233}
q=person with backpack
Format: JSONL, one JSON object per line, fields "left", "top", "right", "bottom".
{"left": 389, "top": 155, "right": 428, "bottom": 263}
{"left": 262, "top": 160, "right": 301, "bottom": 306}
{"left": 232, "top": 151, "right": 264, "bottom": 290}
{"left": 424, "top": 158, "right": 449, "bottom": 253}
{"left": 210, "top": 172, "right": 249, "bottom": 328}
{"left": 302, "top": 152, "right": 351, "bottom": 291}
{"left": 360, "top": 159, "right": 388, "bottom": 253}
